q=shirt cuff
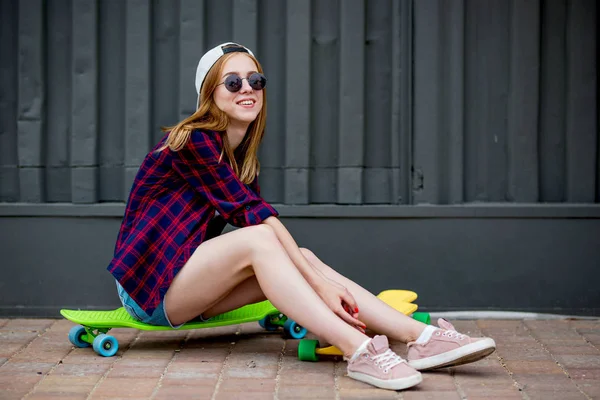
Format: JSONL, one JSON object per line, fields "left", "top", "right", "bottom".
{"left": 246, "top": 202, "right": 279, "bottom": 225}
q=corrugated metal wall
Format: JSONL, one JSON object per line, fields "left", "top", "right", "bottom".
{"left": 0, "top": 0, "right": 597, "bottom": 205}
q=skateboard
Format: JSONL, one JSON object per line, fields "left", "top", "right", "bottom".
{"left": 61, "top": 300, "right": 302, "bottom": 357}
{"left": 61, "top": 289, "right": 427, "bottom": 358}
{"left": 297, "top": 290, "right": 430, "bottom": 361}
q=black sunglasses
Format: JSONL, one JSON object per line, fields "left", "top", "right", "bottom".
{"left": 218, "top": 73, "right": 267, "bottom": 92}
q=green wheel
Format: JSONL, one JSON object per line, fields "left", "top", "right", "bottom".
{"left": 412, "top": 312, "right": 431, "bottom": 325}
{"left": 298, "top": 339, "right": 319, "bottom": 362}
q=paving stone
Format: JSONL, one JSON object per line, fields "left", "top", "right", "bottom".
{"left": 61, "top": 349, "right": 117, "bottom": 365}
{"left": 545, "top": 344, "right": 600, "bottom": 355}
{"left": 51, "top": 362, "right": 111, "bottom": 376}
{"left": 0, "top": 361, "right": 56, "bottom": 375}
{"left": 567, "top": 367, "right": 600, "bottom": 380}
{"left": 277, "top": 384, "right": 335, "bottom": 399}
{"left": 504, "top": 360, "right": 564, "bottom": 374}
{"left": 153, "top": 384, "right": 215, "bottom": 399}
{"left": 338, "top": 388, "right": 398, "bottom": 399}
{"left": 26, "top": 393, "right": 88, "bottom": 400}
{"left": 90, "top": 377, "right": 159, "bottom": 398}
{"left": 513, "top": 373, "right": 578, "bottom": 391}
{"left": 476, "top": 320, "right": 529, "bottom": 336}
{"left": 570, "top": 320, "right": 600, "bottom": 330}
{"left": 578, "top": 380, "right": 600, "bottom": 397}
{"left": 225, "top": 361, "right": 278, "bottom": 379}
{"left": 526, "top": 390, "right": 588, "bottom": 399}
{"left": 106, "top": 364, "right": 165, "bottom": 379}
{"left": 557, "top": 354, "right": 600, "bottom": 369}
{"left": 0, "top": 329, "right": 41, "bottom": 343}
{"left": 494, "top": 342, "right": 550, "bottom": 361}
{"left": 0, "top": 342, "right": 28, "bottom": 357}
{"left": 161, "top": 361, "right": 222, "bottom": 382}
{"left": 216, "top": 377, "right": 276, "bottom": 396}
{"left": 0, "top": 317, "right": 596, "bottom": 399}
{"left": 402, "top": 390, "right": 462, "bottom": 399}
{"left": 47, "top": 320, "right": 75, "bottom": 333}
{"left": 216, "top": 391, "right": 275, "bottom": 400}
{"left": 32, "top": 374, "right": 101, "bottom": 395}
{"left": 581, "top": 333, "right": 600, "bottom": 346}
{"left": 414, "top": 371, "right": 456, "bottom": 391}
{"left": 10, "top": 349, "right": 71, "bottom": 363}
{"left": 117, "top": 356, "right": 171, "bottom": 369}
{"left": 278, "top": 372, "right": 335, "bottom": 386}
{"left": 3, "top": 319, "right": 55, "bottom": 330}
{"left": 2, "top": 389, "right": 40, "bottom": 400}
{"left": 119, "top": 348, "right": 176, "bottom": 360}
{"left": 0, "top": 372, "right": 44, "bottom": 393}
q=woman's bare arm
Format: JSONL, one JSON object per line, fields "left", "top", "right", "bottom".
{"left": 261, "top": 216, "right": 365, "bottom": 329}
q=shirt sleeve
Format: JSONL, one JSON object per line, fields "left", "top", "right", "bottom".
{"left": 172, "top": 129, "right": 278, "bottom": 227}
{"left": 248, "top": 174, "right": 261, "bottom": 196}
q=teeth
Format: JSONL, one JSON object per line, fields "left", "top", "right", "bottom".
{"left": 238, "top": 100, "right": 254, "bottom": 106}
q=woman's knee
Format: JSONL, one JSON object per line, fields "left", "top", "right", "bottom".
{"left": 299, "top": 247, "right": 316, "bottom": 262}
{"left": 300, "top": 247, "right": 333, "bottom": 273}
{"left": 241, "top": 224, "right": 280, "bottom": 252}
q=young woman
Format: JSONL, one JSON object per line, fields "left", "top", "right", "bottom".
{"left": 108, "top": 42, "right": 496, "bottom": 391}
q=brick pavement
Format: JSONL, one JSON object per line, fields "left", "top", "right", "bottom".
{"left": 0, "top": 317, "right": 599, "bottom": 399}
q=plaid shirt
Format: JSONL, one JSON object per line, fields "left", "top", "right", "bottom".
{"left": 107, "top": 129, "right": 278, "bottom": 315}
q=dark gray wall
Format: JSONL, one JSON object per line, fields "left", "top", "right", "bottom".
{"left": 1, "top": 205, "right": 599, "bottom": 317}
{"left": 1, "top": 0, "right": 597, "bottom": 205}
{"left": 0, "top": 0, "right": 599, "bottom": 316}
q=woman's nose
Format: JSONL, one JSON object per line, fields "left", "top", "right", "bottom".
{"left": 239, "top": 78, "right": 253, "bottom": 93}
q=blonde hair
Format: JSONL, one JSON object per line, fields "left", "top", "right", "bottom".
{"left": 159, "top": 52, "right": 267, "bottom": 184}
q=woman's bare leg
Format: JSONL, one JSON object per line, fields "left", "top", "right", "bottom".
{"left": 202, "top": 276, "right": 266, "bottom": 318}
{"left": 299, "top": 248, "right": 427, "bottom": 343}
{"left": 164, "top": 224, "right": 367, "bottom": 357}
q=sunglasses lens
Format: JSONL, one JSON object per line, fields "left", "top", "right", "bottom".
{"left": 224, "top": 75, "right": 242, "bottom": 92}
{"left": 248, "top": 73, "right": 266, "bottom": 90}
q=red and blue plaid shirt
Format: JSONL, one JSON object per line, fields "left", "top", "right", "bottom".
{"left": 107, "top": 129, "right": 278, "bottom": 315}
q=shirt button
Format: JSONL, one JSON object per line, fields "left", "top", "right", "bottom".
{"left": 245, "top": 205, "right": 251, "bottom": 211}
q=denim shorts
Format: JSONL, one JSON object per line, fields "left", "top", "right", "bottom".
{"left": 115, "top": 280, "right": 182, "bottom": 329}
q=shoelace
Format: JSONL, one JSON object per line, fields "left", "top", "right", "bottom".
{"left": 370, "top": 349, "right": 405, "bottom": 373}
{"left": 439, "top": 330, "right": 466, "bottom": 340}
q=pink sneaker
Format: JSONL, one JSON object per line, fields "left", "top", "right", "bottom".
{"left": 407, "top": 319, "right": 496, "bottom": 371}
{"left": 347, "top": 335, "right": 422, "bottom": 390}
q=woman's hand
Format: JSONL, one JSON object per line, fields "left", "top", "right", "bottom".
{"left": 312, "top": 275, "right": 366, "bottom": 333}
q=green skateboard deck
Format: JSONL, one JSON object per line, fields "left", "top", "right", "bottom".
{"left": 61, "top": 300, "right": 305, "bottom": 357}
{"left": 61, "top": 300, "right": 279, "bottom": 331}
{"left": 61, "top": 289, "right": 422, "bottom": 357}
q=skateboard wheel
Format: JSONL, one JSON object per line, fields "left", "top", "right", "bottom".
{"left": 298, "top": 339, "right": 319, "bottom": 362}
{"left": 68, "top": 325, "right": 90, "bottom": 348}
{"left": 283, "top": 319, "right": 307, "bottom": 339}
{"left": 412, "top": 312, "right": 431, "bottom": 325}
{"left": 93, "top": 334, "right": 119, "bottom": 357}
{"left": 259, "top": 316, "right": 279, "bottom": 332}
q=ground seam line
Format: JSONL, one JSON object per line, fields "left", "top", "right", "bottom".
{"left": 22, "top": 320, "right": 72, "bottom": 399}
{"left": 333, "top": 360, "right": 341, "bottom": 400}
{"left": 1, "top": 320, "right": 55, "bottom": 369}
{"left": 572, "top": 321, "right": 600, "bottom": 354}
{"left": 273, "top": 338, "right": 286, "bottom": 400}
{"left": 450, "top": 367, "right": 468, "bottom": 399}
{"left": 210, "top": 326, "right": 238, "bottom": 400}
{"left": 86, "top": 329, "right": 142, "bottom": 400}
{"left": 476, "top": 321, "right": 530, "bottom": 400}
{"left": 150, "top": 330, "right": 191, "bottom": 399}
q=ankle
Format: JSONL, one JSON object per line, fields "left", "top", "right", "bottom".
{"left": 345, "top": 337, "right": 371, "bottom": 360}
{"left": 412, "top": 325, "right": 437, "bottom": 344}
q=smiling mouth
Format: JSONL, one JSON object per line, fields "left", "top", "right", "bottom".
{"left": 237, "top": 100, "right": 255, "bottom": 107}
